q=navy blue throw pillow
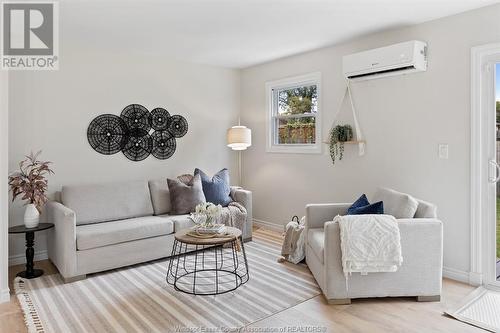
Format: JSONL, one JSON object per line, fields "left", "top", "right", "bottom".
{"left": 347, "top": 194, "right": 370, "bottom": 215}
{"left": 348, "top": 201, "right": 384, "bottom": 215}
{"left": 194, "top": 168, "right": 232, "bottom": 207}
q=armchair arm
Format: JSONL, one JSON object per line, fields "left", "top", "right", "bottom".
{"left": 321, "top": 218, "right": 443, "bottom": 299}
{"left": 46, "top": 201, "right": 78, "bottom": 278}
{"left": 230, "top": 186, "right": 253, "bottom": 240}
{"left": 305, "top": 203, "right": 351, "bottom": 229}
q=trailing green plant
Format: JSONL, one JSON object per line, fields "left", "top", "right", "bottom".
{"left": 329, "top": 125, "right": 353, "bottom": 164}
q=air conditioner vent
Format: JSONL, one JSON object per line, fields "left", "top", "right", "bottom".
{"left": 343, "top": 40, "right": 427, "bottom": 81}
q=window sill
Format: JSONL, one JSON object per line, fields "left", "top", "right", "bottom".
{"left": 266, "top": 144, "right": 322, "bottom": 154}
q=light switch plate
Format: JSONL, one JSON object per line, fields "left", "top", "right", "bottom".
{"left": 438, "top": 144, "right": 449, "bottom": 159}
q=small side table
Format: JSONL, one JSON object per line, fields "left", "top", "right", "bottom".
{"left": 9, "top": 223, "right": 54, "bottom": 279}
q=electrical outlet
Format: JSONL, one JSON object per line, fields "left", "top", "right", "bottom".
{"left": 438, "top": 144, "right": 449, "bottom": 159}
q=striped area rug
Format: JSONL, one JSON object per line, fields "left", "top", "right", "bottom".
{"left": 15, "top": 231, "right": 320, "bottom": 333}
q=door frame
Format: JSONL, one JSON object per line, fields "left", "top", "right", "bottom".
{"left": 0, "top": 70, "right": 9, "bottom": 303}
{"left": 471, "top": 43, "right": 500, "bottom": 287}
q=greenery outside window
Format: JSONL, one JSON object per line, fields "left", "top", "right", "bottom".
{"left": 266, "top": 72, "right": 321, "bottom": 153}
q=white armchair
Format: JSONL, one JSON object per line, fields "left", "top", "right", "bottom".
{"left": 305, "top": 194, "right": 443, "bottom": 305}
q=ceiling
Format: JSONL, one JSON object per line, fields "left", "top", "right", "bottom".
{"left": 64, "top": 0, "right": 499, "bottom": 68}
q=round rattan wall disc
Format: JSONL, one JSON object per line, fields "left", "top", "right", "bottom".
{"left": 150, "top": 108, "right": 171, "bottom": 131}
{"left": 122, "top": 134, "right": 152, "bottom": 161}
{"left": 168, "top": 115, "right": 188, "bottom": 138}
{"left": 87, "top": 114, "right": 129, "bottom": 155}
{"left": 120, "top": 104, "right": 151, "bottom": 134}
{"left": 151, "top": 130, "right": 176, "bottom": 160}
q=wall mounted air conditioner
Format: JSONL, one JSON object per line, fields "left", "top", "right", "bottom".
{"left": 343, "top": 40, "right": 427, "bottom": 81}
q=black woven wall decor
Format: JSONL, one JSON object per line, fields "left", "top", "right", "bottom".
{"left": 87, "top": 104, "right": 188, "bottom": 161}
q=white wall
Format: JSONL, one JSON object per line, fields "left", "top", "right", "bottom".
{"left": 1, "top": 71, "right": 9, "bottom": 302}
{"left": 8, "top": 51, "right": 240, "bottom": 261}
{"left": 240, "top": 5, "right": 500, "bottom": 275}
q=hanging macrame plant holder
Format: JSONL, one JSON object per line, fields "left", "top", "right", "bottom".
{"left": 330, "top": 80, "right": 366, "bottom": 157}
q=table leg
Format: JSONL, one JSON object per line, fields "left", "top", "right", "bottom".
{"left": 17, "top": 231, "right": 44, "bottom": 279}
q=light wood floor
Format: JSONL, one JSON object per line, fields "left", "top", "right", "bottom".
{"left": 0, "top": 227, "right": 482, "bottom": 333}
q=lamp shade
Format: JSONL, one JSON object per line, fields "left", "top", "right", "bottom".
{"left": 227, "top": 126, "right": 251, "bottom": 150}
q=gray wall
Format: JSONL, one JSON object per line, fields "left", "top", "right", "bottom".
{"left": 8, "top": 51, "right": 240, "bottom": 261}
{"left": 240, "top": 5, "right": 500, "bottom": 274}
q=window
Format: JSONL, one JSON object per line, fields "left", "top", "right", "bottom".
{"left": 266, "top": 72, "right": 321, "bottom": 153}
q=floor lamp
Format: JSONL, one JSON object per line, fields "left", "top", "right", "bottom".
{"left": 227, "top": 125, "right": 252, "bottom": 186}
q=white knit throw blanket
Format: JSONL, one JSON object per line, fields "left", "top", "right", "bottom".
{"left": 335, "top": 214, "right": 403, "bottom": 280}
{"left": 219, "top": 202, "right": 247, "bottom": 232}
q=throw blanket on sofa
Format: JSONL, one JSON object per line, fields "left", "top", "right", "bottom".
{"left": 219, "top": 202, "right": 247, "bottom": 232}
{"left": 335, "top": 214, "right": 403, "bottom": 279}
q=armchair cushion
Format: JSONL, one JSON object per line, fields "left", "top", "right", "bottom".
{"left": 414, "top": 199, "right": 438, "bottom": 218}
{"left": 372, "top": 188, "right": 418, "bottom": 219}
{"left": 307, "top": 228, "right": 325, "bottom": 263}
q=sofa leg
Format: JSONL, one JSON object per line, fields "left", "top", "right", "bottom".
{"left": 417, "top": 295, "right": 440, "bottom": 302}
{"left": 328, "top": 298, "right": 351, "bottom": 305}
{"left": 63, "top": 274, "right": 86, "bottom": 283}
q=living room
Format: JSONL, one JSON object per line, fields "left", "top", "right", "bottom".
{"left": 1, "top": 1, "right": 500, "bottom": 332}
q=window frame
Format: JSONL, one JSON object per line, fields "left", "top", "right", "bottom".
{"left": 265, "top": 72, "right": 322, "bottom": 154}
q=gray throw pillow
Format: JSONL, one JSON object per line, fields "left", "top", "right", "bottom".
{"left": 167, "top": 173, "right": 206, "bottom": 215}
{"left": 372, "top": 187, "right": 418, "bottom": 219}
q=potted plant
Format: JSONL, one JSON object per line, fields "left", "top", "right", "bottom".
{"left": 8, "top": 151, "right": 54, "bottom": 228}
{"left": 329, "top": 124, "right": 353, "bottom": 164}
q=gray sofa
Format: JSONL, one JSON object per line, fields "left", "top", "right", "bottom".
{"left": 46, "top": 180, "right": 252, "bottom": 282}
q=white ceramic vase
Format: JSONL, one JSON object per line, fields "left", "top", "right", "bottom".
{"left": 24, "top": 204, "right": 40, "bottom": 228}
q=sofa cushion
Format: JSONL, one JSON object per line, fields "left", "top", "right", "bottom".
{"left": 62, "top": 181, "right": 154, "bottom": 225}
{"left": 76, "top": 216, "right": 174, "bottom": 250}
{"left": 167, "top": 174, "right": 206, "bottom": 214}
{"left": 372, "top": 187, "right": 418, "bottom": 219}
{"left": 194, "top": 168, "right": 232, "bottom": 206}
{"left": 158, "top": 214, "right": 195, "bottom": 231}
{"left": 307, "top": 228, "right": 325, "bottom": 264}
{"left": 148, "top": 179, "right": 171, "bottom": 215}
{"left": 414, "top": 199, "right": 438, "bottom": 218}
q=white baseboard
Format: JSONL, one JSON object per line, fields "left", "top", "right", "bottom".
{"left": 253, "top": 218, "right": 284, "bottom": 232}
{"left": 468, "top": 271, "right": 483, "bottom": 286}
{"left": 443, "top": 266, "right": 470, "bottom": 284}
{"left": 0, "top": 288, "right": 10, "bottom": 303}
{"left": 9, "top": 250, "right": 48, "bottom": 266}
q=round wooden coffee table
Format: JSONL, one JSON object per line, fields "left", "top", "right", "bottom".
{"left": 166, "top": 226, "right": 249, "bottom": 295}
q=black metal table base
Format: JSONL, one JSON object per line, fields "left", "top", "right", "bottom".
{"left": 166, "top": 237, "right": 249, "bottom": 295}
{"left": 17, "top": 269, "right": 44, "bottom": 279}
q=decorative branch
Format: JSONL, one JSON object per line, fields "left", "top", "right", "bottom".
{"left": 8, "top": 151, "right": 54, "bottom": 212}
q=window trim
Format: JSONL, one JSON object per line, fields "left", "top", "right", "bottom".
{"left": 265, "top": 72, "right": 322, "bottom": 154}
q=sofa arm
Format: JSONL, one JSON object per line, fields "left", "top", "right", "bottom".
{"left": 230, "top": 186, "right": 253, "bottom": 240}
{"left": 305, "top": 203, "right": 351, "bottom": 229}
{"left": 46, "top": 201, "right": 78, "bottom": 278}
